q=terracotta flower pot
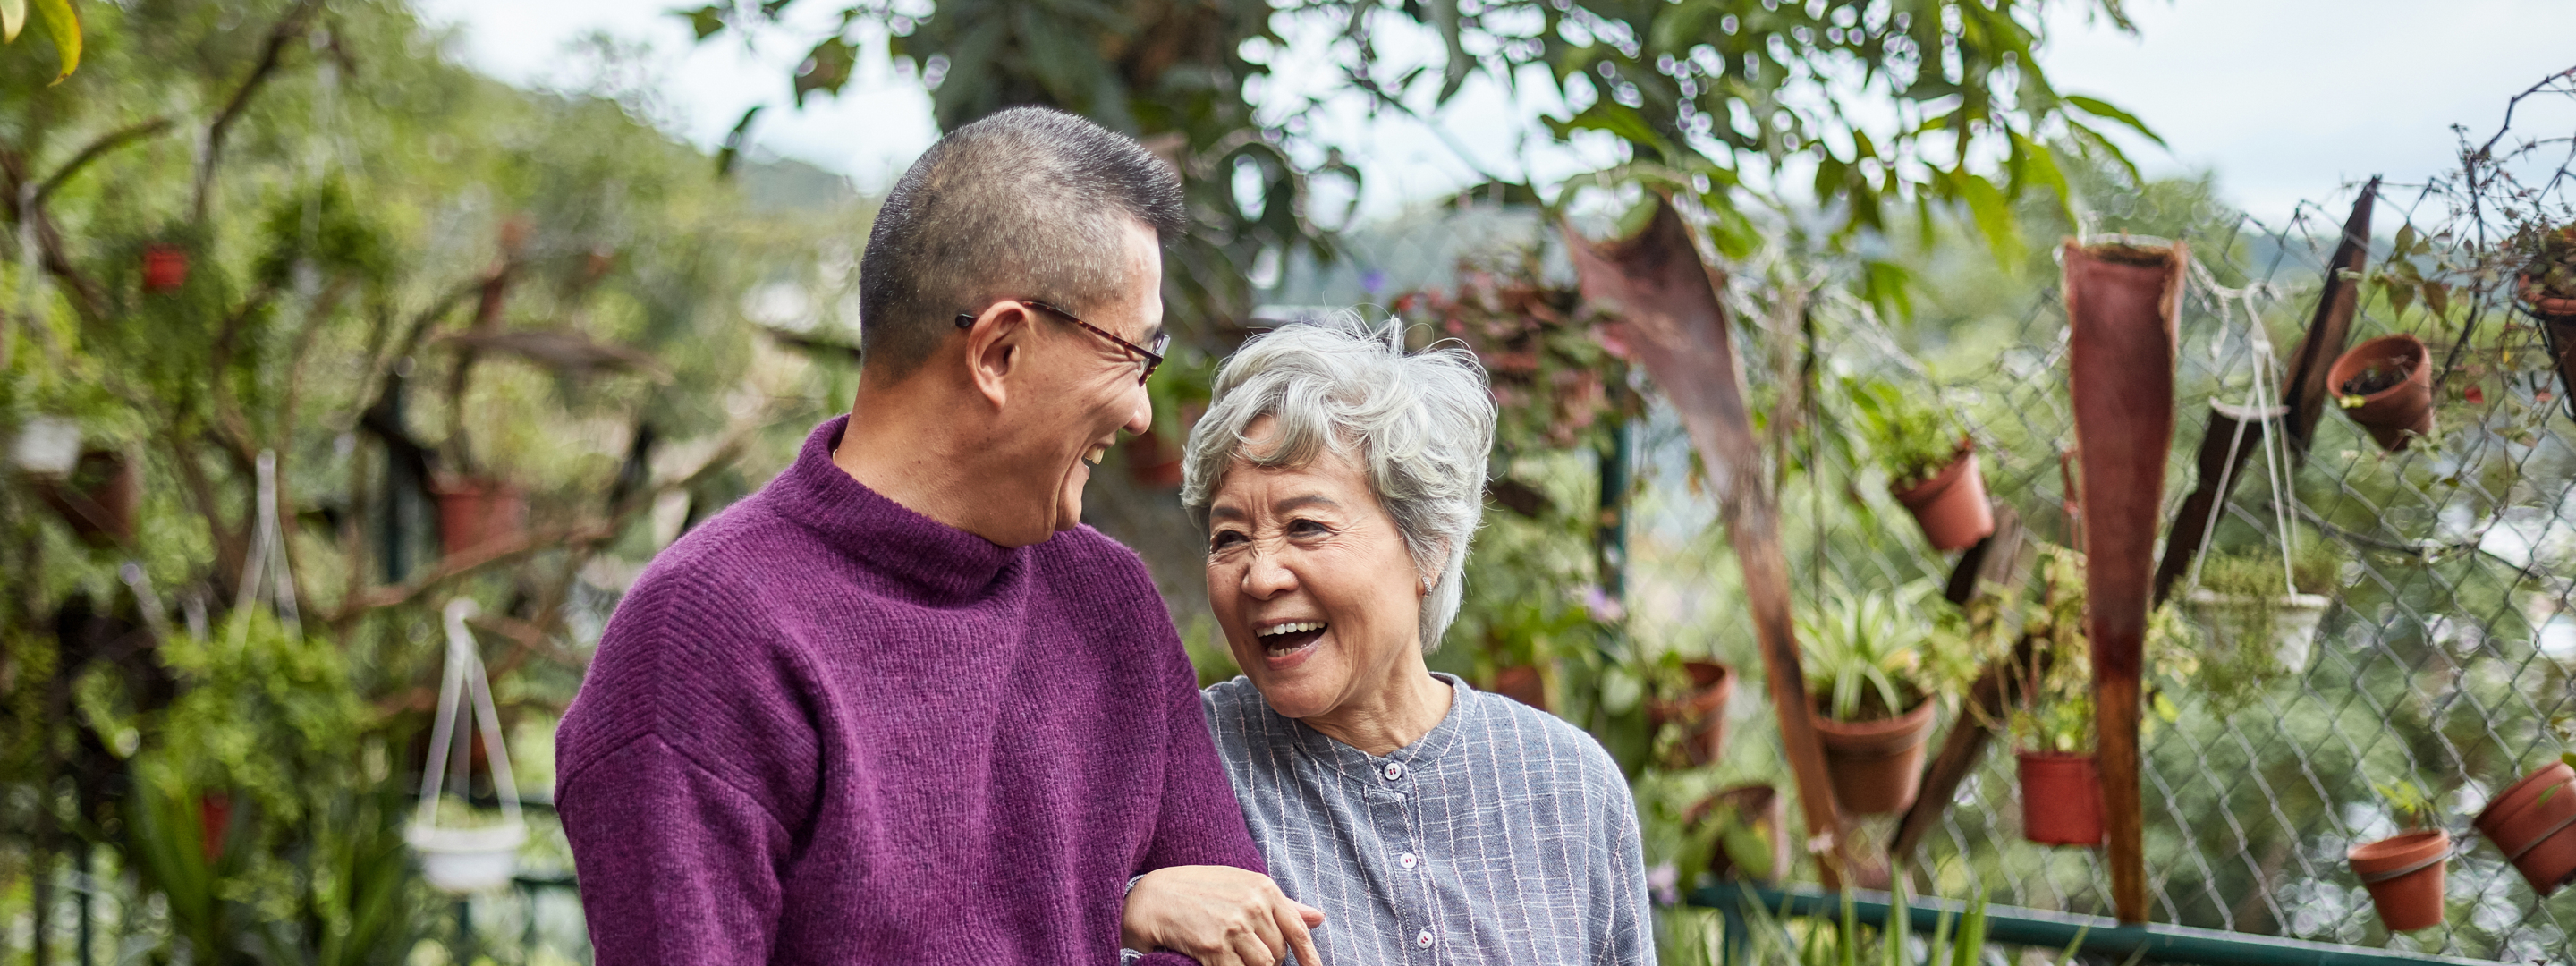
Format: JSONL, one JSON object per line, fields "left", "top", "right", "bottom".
{"left": 2326, "top": 335, "right": 2434, "bottom": 452}
{"left": 1690, "top": 783, "right": 1789, "bottom": 883}
{"left": 2018, "top": 750, "right": 2106, "bottom": 846}
{"left": 1123, "top": 428, "right": 1184, "bottom": 489}
{"left": 432, "top": 478, "right": 527, "bottom": 558}
{"left": 2472, "top": 760, "right": 2576, "bottom": 895}
{"left": 1491, "top": 664, "right": 1547, "bottom": 711}
{"left": 2348, "top": 829, "right": 2449, "bottom": 932}
{"left": 37, "top": 449, "right": 140, "bottom": 546}
{"left": 1810, "top": 699, "right": 1937, "bottom": 815}
{"left": 1648, "top": 660, "right": 1736, "bottom": 767}
{"left": 1891, "top": 444, "right": 1995, "bottom": 552}
{"left": 142, "top": 243, "right": 190, "bottom": 292}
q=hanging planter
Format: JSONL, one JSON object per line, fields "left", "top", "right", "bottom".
{"left": 141, "top": 243, "right": 191, "bottom": 292}
{"left": 2348, "top": 829, "right": 2450, "bottom": 932}
{"left": 407, "top": 598, "right": 529, "bottom": 894}
{"left": 1811, "top": 699, "right": 1936, "bottom": 816}
{"left": 2017, "top": 750, "right": 2106, "bottom": 846}
{"left": 2515, "top": 226, "right": 2576, "bottom": 421}
{"left": 1891, "top": 442, "right": 1995, "bottom": 552}
{"left": 1648, "top": 660, "right": 1736, "bottom": 767}
{"left": 2327, "top": 335, "right": 2434, "bottom": 452}
{"left": 432, "top": 477, "right": 527, "bottom": 558}
{"left": 2472, "top": 760, "right": 2576, "bottom": 896}
{"left": 37, "top": 449, "right": 140, "bottom": 546}
{"left": 2184, "top": 589, "right": 2331, "bottom": 674}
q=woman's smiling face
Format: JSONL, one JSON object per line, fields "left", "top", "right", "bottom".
{"left": 1205, "top": 417, "right": 1428, "bottom": 724}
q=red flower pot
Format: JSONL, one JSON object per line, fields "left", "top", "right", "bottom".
{"left": 1123, "top": 429, "right": 1184, "bottom": 489}
{"left": 1491, "top": 665, "right": 1547, "bottom": 711}
{"left": 197, "top": 792, "right": 233, "bottom": 862}
{"left": 1648, "top": 660, "right": 1736, "bottom": 767}
{"left": 2473, "top": 760, "right": 2576, "bottom": 895}
{"left": 2018, "top": 750, "right": 2106, "bottom": 846}
{"left": 1811, "top": 699, "right": 1937, "bottom": 815}
{"left": 142, "top": 244, "right": 190, "bottom": 292}
{"left": 1891, "top": 443, "right": 1995, "bottom": 551}
{"left": 2349, "top": 829, "right": 2449, "bottom": 932}
{"left": 1690, "top": 783, "right": 1790, "bottom": 883}
{"left": 432, "top": 477, "right": 527, "bottom": 558}
{"left": 2326, "top": 335, "right": 2434, "bottom": 452}
{"left": 37, "top": 449, "right": 140, "bottom": 546}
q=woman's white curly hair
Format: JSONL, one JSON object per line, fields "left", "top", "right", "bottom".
{"left": 1180, "top": 311, "right": 1495, "bottom": 651}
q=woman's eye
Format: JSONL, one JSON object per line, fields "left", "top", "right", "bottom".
{"left": 1210, "top": 530, "right": 1248, "bottom": 551}
{"left": 1286, "top": 519, "right": 1327, "bottom": 538}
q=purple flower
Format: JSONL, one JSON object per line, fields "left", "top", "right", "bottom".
{"left": 1647, "top": 861, "right": 1680, "bottom": 906}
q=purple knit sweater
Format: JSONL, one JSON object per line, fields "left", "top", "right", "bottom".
{"left": 556, "top": 416, "right": 1263, "bottom": 965}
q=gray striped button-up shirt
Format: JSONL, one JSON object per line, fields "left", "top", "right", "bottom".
{"left": 1201, "top": 674, "right": 1656, "bottom": 965}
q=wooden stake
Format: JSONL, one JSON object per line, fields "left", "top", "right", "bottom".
{"left": 1562, "top": 199, "right": 1852, "bottom": 887}
{"left": 2063, "top": 239, "right": 2186, "bottom": 925}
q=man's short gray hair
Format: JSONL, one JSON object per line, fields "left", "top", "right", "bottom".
{"left": 1182, "top": 314, "right": 1496, "bottom": 651}
{"left": 859, "top": 106, "right": 1184, "bottom": 377}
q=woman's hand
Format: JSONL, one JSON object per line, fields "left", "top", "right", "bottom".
{"left": 1122, "top": 865, "right": 1326, "bottom": 966}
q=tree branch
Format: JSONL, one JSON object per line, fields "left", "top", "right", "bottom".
{"left": 35, "top": 118, "right": 174, "bottom": 205}
{"left": 193, "top": 0, "right": 326, "bottom": 222}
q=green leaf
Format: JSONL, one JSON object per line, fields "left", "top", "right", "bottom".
{"left": 715, "top": 105, "right": 761, "bottom": 177}
{"left": 2065, "top": 94, "right": 2165, "bottom": 148}
{"left": 30, "top": 0, "right": 76, "bottom": 82}
{"left": 793, "top": 36, "right": 857, "bottom": 106}
{"left": 3, "top": 0, "right": 25, "bottom": 44}
{"left": 675, "top": 4, "right": 725, "bottom": 40}
{"left": 1952, "top": 170, "right": 2025, "bottom": 271}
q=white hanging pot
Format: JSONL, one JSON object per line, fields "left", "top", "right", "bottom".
{"left": 2186, "top": 589, "right": 2331, "bottom": 673}
{"left": 408, "top": 598, "right": 527, "bottom": 894}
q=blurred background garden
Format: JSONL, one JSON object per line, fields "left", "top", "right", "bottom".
{"left": 6, "top": 0, "right": 2576, "bottom": 963}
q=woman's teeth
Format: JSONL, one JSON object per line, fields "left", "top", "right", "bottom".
{"left": 1256, "top": 622, "right": 1328, "bottom": 654}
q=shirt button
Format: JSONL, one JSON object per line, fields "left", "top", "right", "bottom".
{"left": 1399, "top": 852, "right": 1419, "bottom": 869}
{"left": 1417, "top": 929, "right": 1435, "bottom": 948}
{"left": 1383, "top": 762, "right": 1404, "bottom": 780}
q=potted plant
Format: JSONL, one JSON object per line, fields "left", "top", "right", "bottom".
{"left": 2004, "top": 546, "right": 2104, "bottom": 846}
{"left": 2349, "top": 779, "right": 2450, "bottom": 932}
{"left": 2512, "top": 224, "right": 2576, "bottom": 416}
{"left": 1846, "top": 377, "right": 1993, "bottom": 551}
{"left": 2327, "top": 334, "right": 2435, "bottom": 452}
{"left": 1798, "top": 580, "right": 1950, "bottom": 815}
{"left": 2472, "top": 754, "right": 2576, "bottom": 896}
{"left": 1648, "top": 656, "right": 1737, "bottom": 767}
{"left": 431, "top": 475, "right": 527, "bottom": 558}
{"left": 407, "top": 600, "right": 529, "bottom": 894}
{"left": 1685, "top": 784, "right": 1788, "bottom": 883}
{"left": 36, "top": 448, "right": 141, "bottom": 546}
{"left": 2184, "top": 541, "right": 2339, "bottom": 681}
{"left": 141, "top": 242, "right": 191, "bottom": 292}
{"left": 1480, "top": 599, "right": 1581, "bottom": 712}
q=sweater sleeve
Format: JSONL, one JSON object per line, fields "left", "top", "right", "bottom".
{"left": 559, "top": 733, "right": 793, "bottom": 966}
{"left": 1134, "top": 633, "right": 1266, "bottom": 877}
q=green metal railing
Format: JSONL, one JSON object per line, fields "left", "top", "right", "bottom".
{"left": 1692, "top": 884, "right": 2500, "bottom": 966}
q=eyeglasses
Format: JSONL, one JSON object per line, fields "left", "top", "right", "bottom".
{"left": 955, "top": 299, "right": 1167, "bottom": 386}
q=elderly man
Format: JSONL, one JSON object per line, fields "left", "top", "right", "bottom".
{"left": 555, "top": 107, "right": 1319, "bottom": 966}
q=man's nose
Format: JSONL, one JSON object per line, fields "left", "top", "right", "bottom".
{"left": 1123, "top": 382, "right": 1153, "bottom": 436}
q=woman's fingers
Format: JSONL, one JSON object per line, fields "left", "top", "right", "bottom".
{"left": 1230, "top": 928, "right": 1278, "bottom": 966}
{"left": 1273, "top": 898, "right": 1325, "bottom": 966}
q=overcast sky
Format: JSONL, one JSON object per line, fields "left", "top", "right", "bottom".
{"left": 411, "top": 0, "right": 2575, "bottom": 224}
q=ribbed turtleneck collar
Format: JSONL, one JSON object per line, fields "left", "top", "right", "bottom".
{"left": 767, "top": 415, "right": 1021, "bottom": 606}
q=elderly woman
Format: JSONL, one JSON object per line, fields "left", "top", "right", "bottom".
{"left": 1123, "top": 314, "right": 1654, "bottom": 966}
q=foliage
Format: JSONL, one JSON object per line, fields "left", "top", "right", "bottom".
{"left": 1841, "top": 375, "right": 1965, "bottom": 490}
{"left": 1394, "top": 248, "right": 1633, "bottom": 450}
{"left": 2371, "top": 778, "right": 2439, "bottom": 834}
{"left": 2513, "top": 221, "right": 2576, "bottom": 302}
{"left": 1, "top": 0, "right": 80, "bottom": 82}
{"left": 1796, "top": 578, "right": 1965, "bottom": 721}
{"left": 4, "top": 1, "right": 857, "bottom": 960}
{"left": 1714, "top": 877, "right": 2035, "bottom": 966}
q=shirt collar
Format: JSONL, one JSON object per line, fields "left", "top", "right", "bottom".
{"left": 1287, "top": 673, "right": 1476, "bottom": 784}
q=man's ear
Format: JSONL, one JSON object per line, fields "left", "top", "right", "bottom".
{"left": 965, "top": 302, "right": 1033, "bottom": 409}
